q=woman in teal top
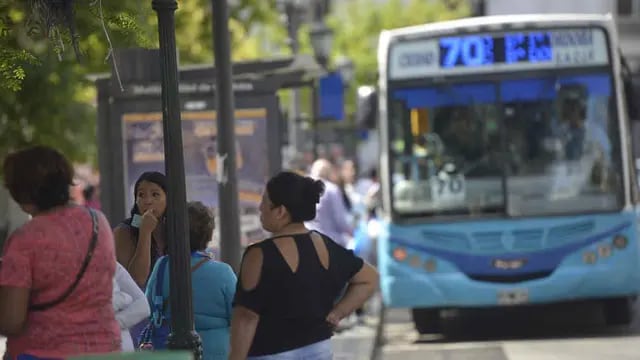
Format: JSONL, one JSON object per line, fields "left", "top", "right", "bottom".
{"left": 146, "top": 201, "right": 237, "bottom": 360}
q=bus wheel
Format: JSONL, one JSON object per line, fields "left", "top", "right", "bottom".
{"left": 603, "top": 297, "right": 635, "bottom": 326}
{"left": 411, "top": 308, "right": 442, "bottom": 334}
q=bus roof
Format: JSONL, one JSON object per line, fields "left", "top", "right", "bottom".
{"left": 380, "top": 13, "right": 616, "bottom": 43}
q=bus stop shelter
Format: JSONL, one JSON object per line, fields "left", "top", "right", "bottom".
{"left": 95, "top": 48, "right": 324, "bottom": 247}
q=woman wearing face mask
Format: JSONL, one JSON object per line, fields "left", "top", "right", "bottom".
{"left": 113, "top": 171, "right": 168, "bottom": 347}
{"left": 114, "top": 171, "right": 168, "bottom": 288}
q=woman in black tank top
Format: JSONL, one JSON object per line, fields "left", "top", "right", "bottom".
{"left": 230, "top": 171, "right": 379, "bottom": 360}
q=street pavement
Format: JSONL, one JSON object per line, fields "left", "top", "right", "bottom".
{"left": 332, "top": 298, "right": 640, "bottom": 359}
{"left": 5, "top": 299, "right": 640, "bottom": 359}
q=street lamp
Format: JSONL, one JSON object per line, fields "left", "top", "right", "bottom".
{"left": 309, "top": 21, "right": 333, "bottom": 68}
{"left": 278, "top": 0, "right": 308, "bottom": 162}
{"left": 278, "top": 0, "right": 307, "bottom": 52}
{"left": 309, "top": 0, "right": 333, "bottom": 159}
{"left": 151, "top": 0, "right": 202, "bottom": 358}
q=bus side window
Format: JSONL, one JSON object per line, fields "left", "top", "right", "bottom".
{"left": 624, "top": 78, "right": 639, "bottom": 121}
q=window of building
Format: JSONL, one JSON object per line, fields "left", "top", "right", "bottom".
{"left": 618, "top": 0, "right": 640, "bottom": 16}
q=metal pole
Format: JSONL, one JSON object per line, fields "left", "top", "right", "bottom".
{"left": 310, "top": 0, "right": 330, "bottom": 161}
{"left": 212, "top": 0, "right": 242, "bottom": 272}
{"left": 285, "top": 3, "right": 301, "bottom": 159}
{"left": 312, "top": 82, "right": 319, "bottom": 159}
{"left": 151, "top": 0, "right": 202, "bottom": 358}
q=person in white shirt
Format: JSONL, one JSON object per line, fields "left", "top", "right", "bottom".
{"left": 305, "top": 159, "right": 353, "bottom": 248}
{"left": 113, "top": 262, "right": 150, "bottom": 351}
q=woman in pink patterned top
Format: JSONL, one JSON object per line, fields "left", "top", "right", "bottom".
{"left": 0, "top": 146, "right": 120, "bottom": 359}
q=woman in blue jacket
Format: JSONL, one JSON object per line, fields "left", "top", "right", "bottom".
{"left": 145, "top": 201, "right": 237, "bottom": 359}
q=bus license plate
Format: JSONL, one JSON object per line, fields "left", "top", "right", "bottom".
{"left": 497, "top": 289, "right": 529, "bottom": 305}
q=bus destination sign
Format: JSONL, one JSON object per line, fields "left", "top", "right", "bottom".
{"left": 388, "top": 28, "right": 609, "bottom": 80}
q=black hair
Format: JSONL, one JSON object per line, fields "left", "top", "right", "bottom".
{"left": 188, "top": 201, "right": 215, "bottom": 252}
{"left": 125, "top": 172, "right": 167, "bottom": 230}
{"left": 3, "top": 146, "right": 73, "bottom": 212}
{"left": 266, "top": 171, "right": 325, "bottom": 223}
{"left": 83, "top": 185, "right": 95, "bottom": 201}
{"left": 562, "top": 97, "right": 587, "bottom": 119}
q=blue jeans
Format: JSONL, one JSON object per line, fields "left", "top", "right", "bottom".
{"left": 247, "top": 340, "right": 332, "bottom": 360}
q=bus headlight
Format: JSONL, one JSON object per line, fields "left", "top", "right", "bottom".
{"left": 598, "top": 244, "right": 612, "bottom": 258}
{"left": 613, "top": 235, "right": 628, "bottom": 249}
{"left": 409, "top": 255, "right": 422, "bottom": 268}
{"left": 392, "top": 247, "right": 408, "bottom": 262}
{"left": 583, "top": 251, "right": 597, "bottom": 264}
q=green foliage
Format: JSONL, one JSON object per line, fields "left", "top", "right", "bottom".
{"left": 286, "top": 0, "right": 471, "bottom": 122}
{"left": 0, "top": 0, "right": 150, "bottom": 167}
{"left": 327, "top": 0, "right": 471, "bottom": 117}
{"left": 172, "top": 0, "right": 281, "bottom": 63}
{"left": 0, "top": 0, "right": 471, "bottom": 168}
{"left": 0, "top": 55, "right": 97, "bottom": 166}
{"left": 0, "top": 47, "right": 39, "bottom": 92}
{"left": 0, "top": 0, "right": 281, "bottom": 167}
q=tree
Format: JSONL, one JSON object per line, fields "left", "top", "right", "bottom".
{"left": 283, "top": 0, "right": 471, "bottom": 123}
{"left": 0, "top": 0, "right": 149, "bottom": 165}
{"left": 326, "top": 0, "right": 471, "bottom": 116}
{"left": 0, "top": 0, "right": 283, "bottom": 167}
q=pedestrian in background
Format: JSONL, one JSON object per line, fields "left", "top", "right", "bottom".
{"left": 305, "top": 159, "right": 353, "bottom": 248}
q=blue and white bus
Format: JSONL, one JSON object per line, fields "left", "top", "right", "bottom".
{"left": 376, "top": 14, "right": 640, "bottom": 333}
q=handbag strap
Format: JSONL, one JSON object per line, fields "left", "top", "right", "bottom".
{"left": 151, "top": 255, "right": 169, "bottom": 327}
{"left": 190, "top": 257, "right": 210, "bottom": 272}
{"left": 152, "top": 255, "right": 211, "bottom": 326}
{"left": 30, "top": 207, "right": 99, "bottom": 312}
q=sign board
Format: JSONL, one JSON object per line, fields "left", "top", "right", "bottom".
{"left": 120, "top": 107, "right": 271, "bottom": 246}
{"left": 319, "top": 72, "right": 345, "bottom": 121}
{"left": 389, "top": 28, "right": 610, "bottom": 79}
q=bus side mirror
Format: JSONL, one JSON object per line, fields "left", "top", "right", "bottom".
{"left": 356, "top": 86, "right": 378, "bottom": 129}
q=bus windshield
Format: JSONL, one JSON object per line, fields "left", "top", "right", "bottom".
{"left": 389, "top": 72, "right": 624, "bottom": 217}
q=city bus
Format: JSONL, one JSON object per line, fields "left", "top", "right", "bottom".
{"left": 376, "top": 13, "right": 640, "bottom": 333}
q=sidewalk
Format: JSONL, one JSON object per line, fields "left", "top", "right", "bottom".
{"left": 0, "top": 295, "right": 382, "bottom": 359}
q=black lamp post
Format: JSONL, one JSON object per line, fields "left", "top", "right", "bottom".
{"left": 278, "top": 0, "right": 307, "bottom": 157}
{"left": 151, "top": 0, "right": 202, "bottom": 358}
{"left": 211, "top": 0, "right": 242, "bottom": 273}
{"left": 309, "top": 21, "right": 333, "bottom": 69}
{"left": 309, "top": 18, "right": 333, "bottom": 158}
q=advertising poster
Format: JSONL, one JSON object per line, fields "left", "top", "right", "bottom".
{"left": 122, "top": 108, "right": 269, "bottom": 246}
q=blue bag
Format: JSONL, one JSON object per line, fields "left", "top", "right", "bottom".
{"left": 138, "top": 256, "right": 170, "bottom": 350}
{"left": 138, "top": 254, "right": 210, "bottom": 351}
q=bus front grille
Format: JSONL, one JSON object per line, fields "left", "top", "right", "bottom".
{"left": 466, "top": 271, "right": 553, "bottom": 283}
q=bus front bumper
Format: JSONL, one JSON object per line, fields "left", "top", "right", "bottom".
{"left": 381, "top": 263, "right": 640, "bottom": 308}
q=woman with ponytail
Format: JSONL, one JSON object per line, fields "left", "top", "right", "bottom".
{"left": 229, "top": 171, "right": 379, "bottom": 360}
